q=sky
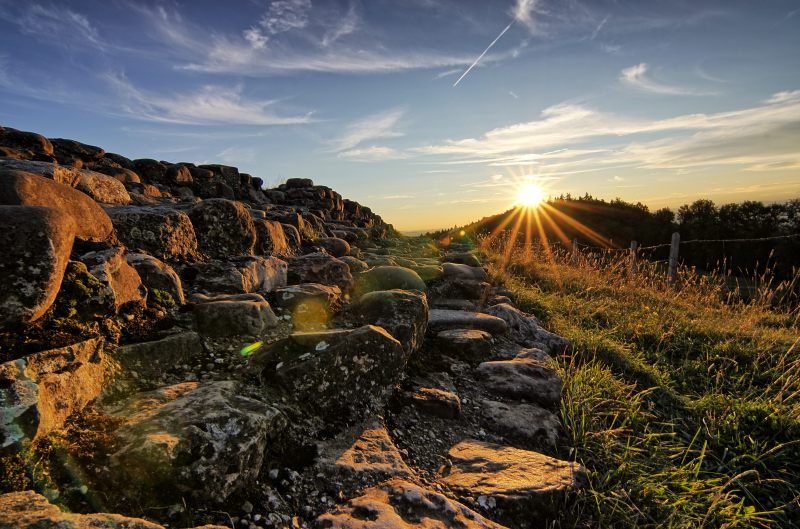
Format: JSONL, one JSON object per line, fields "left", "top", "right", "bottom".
{"left": 0, "top": 0, "right": 799, "bottom": 232}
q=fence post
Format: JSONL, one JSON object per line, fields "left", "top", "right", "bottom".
{"left": 629, "top": 240, "right": 638, "bottom": 275}
{"left": 572, "top": 238, "right": 578, "bottom": 266}
{"left": 668, "top": 232, "right": 680, "bottom": 285}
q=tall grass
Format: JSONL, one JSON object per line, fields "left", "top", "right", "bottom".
{"left": 478, "top": 234, "right": 800, "bottom": 528}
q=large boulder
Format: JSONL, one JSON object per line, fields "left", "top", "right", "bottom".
{"left": 254, "top": 218, "right": 292, "bottom": 257}
{"left": 0, "top": 158, "right": 80, "bottom": 186}
{"left": 74, "top": 168, "right": 132, "bottom": 205}
{"left": 440, "top": 440, "right": 586, "bottom": 524}
{"left": 287, "top": 252, "right": 353, "bottom": 291}
{"left": 187, "top": 256, "right": 287, "bottom": 295}
{"left": 186, "top": 199, "right": 257, "bottom": 259}
{"left": 104, "top": 381, "right": 286, "bottom": 505}
{"left": 313, "top": 237, "right": 350, "bottom": 258}
{"left": 0, "top": 206, "right": 76, "bottom": 327}
{"left": 107, "top": 205, "right": 199, "bottom": 262}
{"left": 0, "top": 338, "right": 115, "bottom": 451}
{"left": 0, "top": 168, "right": 112, "bottom": 241}
{"left": 193, "top": 293, "right": 279, "bottom": 337}
{"left": 249, "top": 325, "right": 405, "bottom": 422}
{"left": 49, "top": 137, "right": 104, "bottom": 166}
{"left": 125, "top": 253, "right": 185, "bottom": 305}
{"left": 317, "top": 478, "right": 507, "bottom": 529}
{"left": 0, "top": 126, "right": 53, "bottom": 159}
{"left": 482, "top": 304, "right": 570, "bottom": 354}
{"left": 355, "top": 266, "right": 426, "bottom": 295}
{"left": 348, "top": 290, "right": 428, "bottom": 358}
{"left": 79, "top": 247, "right": 146, "bottom": 311}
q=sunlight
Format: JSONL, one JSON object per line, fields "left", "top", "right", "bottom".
{"left": 517, "top": 183, "right": 545, "bottom": 208}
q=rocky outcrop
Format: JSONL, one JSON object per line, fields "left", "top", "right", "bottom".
{"left": 348, "top": 289, "right": 429, "bottom": 358}
{"left": 287, "top": 252, "right": 353, "bottom": 291}
{"left": 107, "top": 205, "right": 199, "bottom": 262}
{"left": 186, "top": 199, "right": 257, "bottom": 259}
{"left": 193, "top": 293, "right": 279, "bottom": 337}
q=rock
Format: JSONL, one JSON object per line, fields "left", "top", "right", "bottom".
{"left": 431, "top": 278, "right": 491, "bottom": 301}
{"left": 107, "top": 205, "right": 199, "bottom": 262}
{"left": 430, "top": 299, "right": 477, "bottom": 311}
{"left": 313, "top": 237, "right": 350, "bottom": 257}
{"left": 105, "top": 381, "right": 286, "bottom": 505}
{"left": 249, "top": 325, "right": 405, "bottom": 422}
{"left": 287, "top": 252, "right": 353, "bottom": 291}
{"left": 188, "top": 256, "right": 287, "bottom": 295}
{"left": 281, "top": 222, "right": 302, "bottom": 250}
{"left": 49, "top": 137, "right": 105, "bottom": 165}
{"left": 284, "top": 177, "right": 314, "bottom": 188}
{"left": 0, "top": 338, "right": 115, "bottom": 451}
{"left": 125, "top": 253, "right": 185, "bottom": 305}
{"left": 186, "top": 199, "right": 257, "bottom": 259}
{"left": 80, "top": 247, "right": 146, "bottom": 311}
{"left": 411, "top": 265, "right": 442, "bottom": 282}
{"left": 355, "top": 266, "right": 426, "bottom": 295}
{"left": 0, "top": 168, "right": 112, "bottom": 241}
{"left": 0, "top": 126, "right": 53, "bottom": 159}
{"left": 0, "top": 158, "right": 80, "bottom": 186}
{"left": 443, "top": 252, "right": 481, "bottom": 267}
{"left": 0, "top": 490, "right": 226, "bottom": 529}
{"left": 428, "top": 310, "right": 508, "bottom": 335}
{"left": 480, "top": 400, "right": 560, "bottom": 452}
{"left": 400, "top": 385, "right": 461, "bottom": 419}
{"left": 317, "top": 419, "right": 412, "bottom": 488}
{"left": 74, "top": 168, "right": 132, "bottom": 204}
{"left": 166, "top": 164, "right": 193, "bottom": 184}
{"left": 339, "top": 255, "right": 369, "bottom": 274}
{"left": 254, "top": 218, "right": 292, "bottom": 257}
{"left": 132, "top": 158, "right": 167, "bottom": 183}
{"left": 348, "top": 290, "right": 428, "bottom": 358}
{"left": 272, "top": 283, "right": 342, "bottom": 330}
{"left": 104, "top": 152, "right": 136, "bottom": 171}
{"left": 0, "top": 206, "right": 76, "bottom": 327}
{"left": 440, "top": 440, "right": 586, "bottom": 523}
{"left": 442, "top": 262, "right": 488, "bottom": 281}
{"left": 193, "top": 293, "right": 279, "bottom": 337}
{"left": 482, "top": 304, "right": 570, "bottom": 354}
{"left": 475, "top": 358, "right": 561, "bottom": 407}
{"left": 435, "top": 329, "right": 493, "bottom": 360}
{"left": 117, "top": 332, "right": 202, "bottom": 380}
{"left": 317, "top": 478, "right": 508, "bottom": 529}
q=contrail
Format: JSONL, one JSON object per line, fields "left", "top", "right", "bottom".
{"left": 453, "top": 20, "right": 515, "bottom": 87}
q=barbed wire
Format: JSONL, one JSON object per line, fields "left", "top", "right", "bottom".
{"left": 569, "top": 233, "right": 800, "bottom": 252}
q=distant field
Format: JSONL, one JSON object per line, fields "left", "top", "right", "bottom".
{"left": 482, "top": 239, "right": 800, "bottom": 528}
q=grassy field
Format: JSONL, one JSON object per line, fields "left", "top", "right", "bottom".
{"left": 480, "top": 237, "right": 800, "bottom": 528}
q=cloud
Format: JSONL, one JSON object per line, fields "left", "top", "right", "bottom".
{"left": 261, "top": 0, "right": 312, "bottom": 34}
{"left": 328, "top": 109, "right": 405, "bottom": 152}
{"left": 321, "top": 3, "right": 360, "bottom": 46}
{"left": 216, "top": 146, "right": 257, "bottom": 164}
{"left": 337, "top": 146, "right": 407, "bottom": 162}
{"left": 513, "top": 0, "right": 542, "bottom": 32}
{"left": 0, "top": 3, "right": 105, "bottom": 50}
{"left": 620, "top": 63, "right": 713, "bottom": 96}
{"left": 105, "top": 73, "right": 313, "bottom": 126}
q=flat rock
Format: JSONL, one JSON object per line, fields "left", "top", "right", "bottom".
{"left": 428, "top": 309, "right": 508, "bottom": 335}
{"left": 480, "top": 400, "right": 560, "bottom": 452}
{"left": 193, "top": 293, "right": 279, "bottom": 337}
{"left": 435, "top": 329, "right": 493, "bottom": 360}
{"left": 117, "top": 331, "right": 203, "bottom": 381}
{"left": 475, "top": 358, "right": 561, "bottom": 407}
{"left": 440, "top": 440, "right": 586, "bottom": 523}
{"left": 0, "top": 205, "right": 76, "bottom": 327}
{"left": 188, "top": 256, "right": 287, "bottom": 295}
{"left": 481, "top": 304, "right": 570, "bottom": 354}
{"left": 317, "top": 478, "right": 508, "bottom": 529}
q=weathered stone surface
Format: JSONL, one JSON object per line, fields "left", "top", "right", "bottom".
{"left": 125, "top": 253, "right": 185, "bottom": 305}
{"left": 356, "top": 266, "right": 426, "bottom": 295}
{"left": 186, "top": 199, "right": 257, "bottom": 259}
{"left": 0, "top": 206, "right": 76, "bottom": 327}
{"left": 117, "top": 331, "right": 202, "bottom": 380}
{"left": 193, "top": 293, "right": 279, "bottom": 337}
{"left": 314, "top": 237, "right": 350, "bottom": 257}
{"left": 74, "top": 168, "right": 132, "bottom": 204}
{"left": 287, "top": 252, "right": 353, "bottom": 291}
{"left": 401, "top": 385, "right": 461, "bottom": 419}
{"left": 411, "top": 264, "right": 443, "bottom": 282}
{"left": 480, "top": 400, "right": 560, "bottom": 452}
{"left": 0, "top": 126, "right": 53, "bottom": 159}
{"left": 188, "top": 256, "right": 287, "bottom": 295}
{"left": 254, "top": 218, "right": 292, "bottom": 257}
{"left": 443, "top": 252, "right": 481, "bottom": 267}
{"left": 340, "top": 255, "right": 369, "bottom": 274}
{"left": 440, "top": 440, "right": 586, "bottom": 522}
{"left": 107, "top": 205, "right": 198, "bottom": 261}
{"left": 0, "top": 169, "right": 112, "bottom": 241}
{"left": 0, "top": 338, "right": 115, "bottom": 451}
{"left": 249, "top": 326, "right": 405, "bottom": 421}
{"left": 272, "top": 283, "right": 342, "bottom": 330}
{"left": 0, "top": 490, "right": 227, "bottom": 529}
{"left": 281, "top": 222, "right": 302, "bottom": 250}
{"left": 441, "top": 262, "right": 488, "bottom": 281}
{"left": 0, "top": 158, "right": 80, "bottom": 186}
{"left": 50, "top": 138, "right": 105, "bottom": 165}
{"left": 317, "top": 478, "right": 508, "bottom": 529}
{"left": 80, "top": 247, "right": 146, "bottom": 311}
{"left": 435, "top": 329, "right": 493, "bottom": 360}
{"left": 482, "top": 304, "right": 570, "bottom": 354}
{"left": 475, "top": 358, "right": 561, "bottom": 407}
{"left": 431, "top": 278, "right": 491, "bottom": 301}
{"left": 105, "top": 381, "right": 286, "bottom": 504}
{"left": 428, "top": 310, "right": 508, "bottom": 335}
{"left": 132, "top": 158, "right": 167, "bottom": 183}
{"left": 349, "top": 290, "right": 428, "bottom": 358}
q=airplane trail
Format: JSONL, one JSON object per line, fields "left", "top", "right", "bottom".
{"left": 453, "top": 20, "right": 514, "bottom": 87}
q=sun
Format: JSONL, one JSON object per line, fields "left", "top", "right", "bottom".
{"left": 517, "top": 184, "right": 545, "bottom": 207}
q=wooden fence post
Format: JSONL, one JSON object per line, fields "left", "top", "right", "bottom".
{"left": 629, "top": 240, "right": 638, "bottom": 275}
{"left": 668, "top": 232, "right": 680, "bottom": 285}
{"left": 572, "top": 238, "right": 578, "bottom": 266}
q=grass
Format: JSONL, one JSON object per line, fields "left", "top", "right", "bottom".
{"left": 479, "top": 235, "right": 800, "bottom": 528}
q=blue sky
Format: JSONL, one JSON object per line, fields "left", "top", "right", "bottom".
{"left": 1, "top": 0, "right": 798, "bottom": 231}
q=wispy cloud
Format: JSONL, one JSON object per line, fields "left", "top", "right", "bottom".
{"left": 216, "top": 146, "right": 257, "bottom": 164}
{"left": 327, "top": 109, "right": 405, "bottom": 152}
{"left": 337, "top": 146, "right": 407, "bottom": 162}
{"left": 590, "top": 15, "right": 609, "bottom": 40}
{"left": 620, "top": 63, "right": 714, "bottom": 96}
{"left": 321, "top": 3, "right": 359, "bottom": 47}
{"left": 0, "top": 3, "right": 105, "bottom": 50}
{"left": 105, "top": 73, "right": 313, "bottom": 126}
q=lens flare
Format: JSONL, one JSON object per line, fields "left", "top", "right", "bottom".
{"left": 239, "top": 341, "right": 264, "bottom": 356}
{"left": 517, "top": 184, "right": 544, "bottom": 207}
